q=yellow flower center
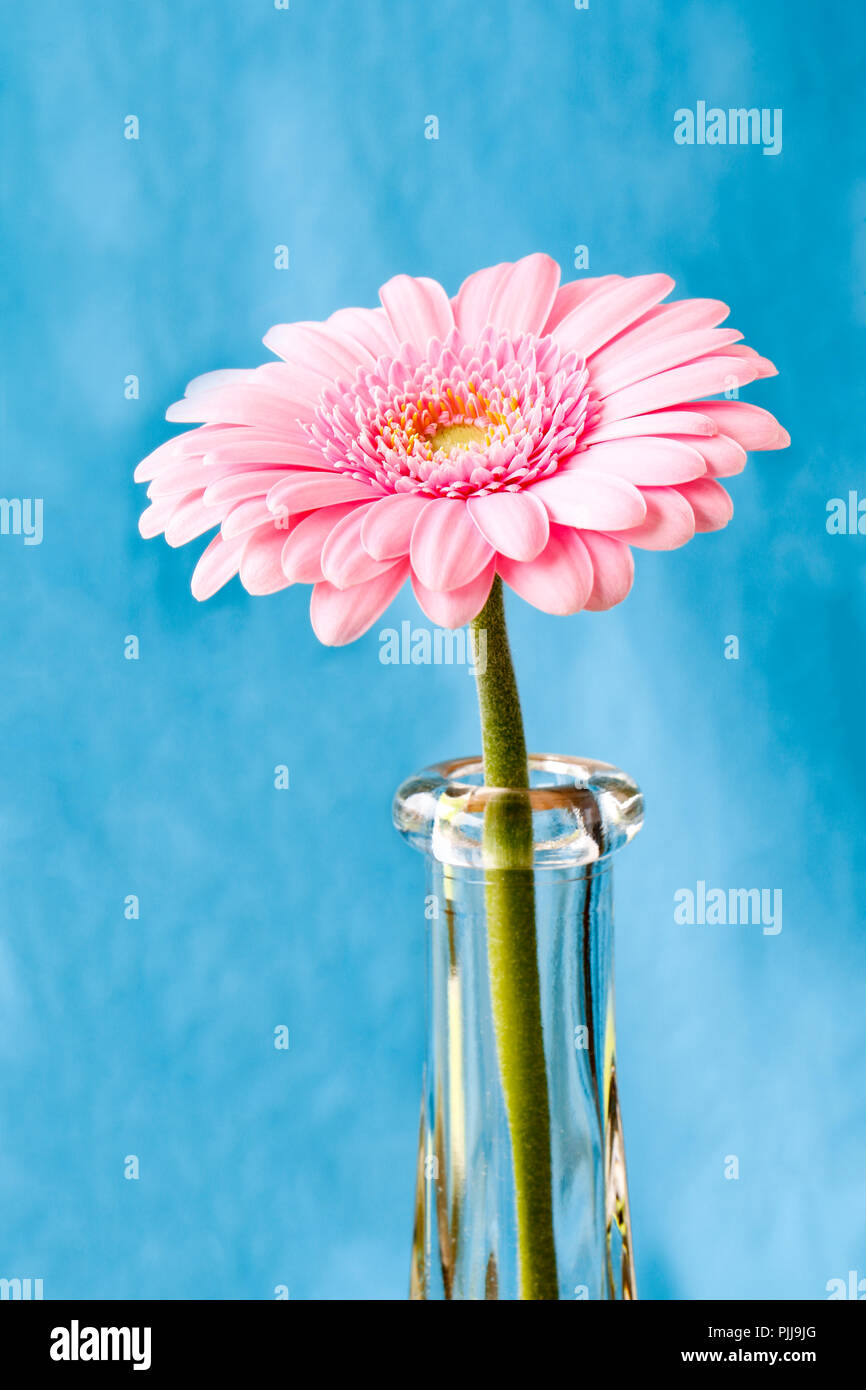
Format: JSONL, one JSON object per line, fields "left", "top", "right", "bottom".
{"left": 427, "top": 422, "right": 488, "bottom": 453}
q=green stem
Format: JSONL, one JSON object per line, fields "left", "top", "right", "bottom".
{"left": 470, "top": 577, "right": 559, "bottom": 1301}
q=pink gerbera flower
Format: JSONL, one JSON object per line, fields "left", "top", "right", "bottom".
{"left": 135, "top": 254, "right": 788, "bottom": 643}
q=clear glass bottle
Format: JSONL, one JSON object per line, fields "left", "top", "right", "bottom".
{"left": 393, "top": 754, "right": 643, "bottom": 1301}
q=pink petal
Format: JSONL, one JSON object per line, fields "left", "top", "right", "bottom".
{"left": 590, "top": 328, "right": 743, "bottom": 398}
{"left": 320, "top": 505, "right": 402, "bottom": 588}
{"left": 497, "top": 525, "right": 593, "bottom": 616}
{"left": 467, "top": 490, "right": 550, "bottom": 561}
{"left": 583, "top": 405, "right": 717, "bottom": 444}
{"left": 150, "top": 457, "right": 292, "bottom": 500}
{"left": 588, "top": 299, "right": 731, "bottom": 368}
{"left": 164, "top": 492, "right": 221, "bottom": 548}
{"left": 147, "top": 458, "right": 216, "bottom": 498}
{"left": 677, "top": 401, "right": 790, "bottom": 451}
{"left": 267, "top": 471, "right": 381, "bottom": 515}
{"left": 674, "top": 478, "right": 734, "bottom": 532}
{"left": 190, "top": 532, "right": 248, "bottom": 600}
{"left": 674, "top": 433, "right": 747, "bottom": 478}
{"left": 485, "top": 253, "right": 561, "bottom": 335}
{"left": 711, "top": 344, "right": 777, "bottom": 377}
{"left": 141, "top": 424, "right": 255, "bottom": 469}
{"left": 530, "top": 470, "right": 646, "bottom": 531}
{"left": 595, "top": 357, "right": 761, "bottom": 426}
{"left": 263, "top": 321, "right": 374, "bottom": 376}
{"left": 574, "top": 437, "right": 706, "bottom": 485}
{"left": 411, "top": 561, "right": 496, "bottom": 628}
{"left": 360, "top": 492, "right": 428, "bottom": 560}
{"left": 253, "top": 360, "right": 338, "bottom": 409}
{"left": 615, "top": 487, "right": 696, "bottom": 550}
{"left": 326, "top": 306, "right": 399, "bottom": 359}
{"left": 379, "top": 275, "right": 454, "bottom": 351}
{"left": 186, "top": 369, "right": 257, "bottom": 397}
{"left": 134, "top": 436, "right": 185, "bottom": 483}
{"left": 177, "top": 424, "right": 272, "bottom": 456}
{"left": 452, "top": 262, "right": 512, "bottom": 340}
{"left": 240, "top": 527, "right": 294, "bottom": 595}
{"left": 280, "top": 503, "right": 361, "bottom": 583}
{"left": 203, "top": 438, "right": 327, "bottom": 469}
{"left": 220, "top": 497, "right": 275, "bottom": 539}
{"left": 138, "top": 496, "right": 176, "bottom": 539}
{"left": 166, "top": 385, "right": 315, "bottom": 432}
{"left": 581, "top": 532, "right": 635, "bottom": 611}
{"left": 311, "top": 561, "right": 410, "bottom": 645}
{"left": 542, "top": 276, "right": 624, "bottom": 333}
{"left": 184, "top": 368, "right": 253, "bottom": 397}
{"left": 551, "top": 274, "right": 675, "bottom": 358}
{"left": 204, "top": 469, "right": 294, "bottom": 507}
{"left": 410, "top": 499, "right": 495, "bottom": 591}
{"left": 581, "top": 409, "right": 718, "bottom": 445}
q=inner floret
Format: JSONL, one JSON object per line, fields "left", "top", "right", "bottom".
{"left": 426, "top": 422, "right": 488, "bottom": 453}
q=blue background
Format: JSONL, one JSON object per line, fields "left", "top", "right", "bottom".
{"left": 1, "top": 0, "right": 863, "bottom": 1300}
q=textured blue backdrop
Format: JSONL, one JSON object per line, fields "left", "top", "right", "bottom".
{"left": 1, "top": 0, "right": 863, "bottom": 1300}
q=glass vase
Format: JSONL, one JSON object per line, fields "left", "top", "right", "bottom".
{"left": 393, "top": 754, "right": 643, "bottom": 1301}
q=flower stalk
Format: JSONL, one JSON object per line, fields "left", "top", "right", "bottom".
{"left": 470, "top": 577, "right": 559, "bottom": 1300}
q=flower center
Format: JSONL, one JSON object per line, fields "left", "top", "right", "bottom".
{"left": 427, "top": 422, "right": 487, "bottom": 453}
{"left": 309, "top": 328, "right": 593, "bottom": 501}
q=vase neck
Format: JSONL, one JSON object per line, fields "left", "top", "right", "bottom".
{"left": 412, "top": 863, "right": 637, "bottom": 1299}
{"left": 397, "top": 755, "right": 642, "bottom": 1301}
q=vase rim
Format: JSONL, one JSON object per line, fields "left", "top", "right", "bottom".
{"left": 393, "top": 753, "right": 643, "bottom": 869}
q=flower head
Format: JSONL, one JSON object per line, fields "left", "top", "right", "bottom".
{"left": 135, "top": 255, "right": 788, "bottom": 643}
